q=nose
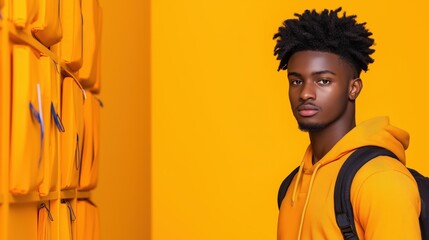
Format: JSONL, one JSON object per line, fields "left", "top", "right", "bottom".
{"left": 299, "top": 82, "right": 315, "bottom": 101}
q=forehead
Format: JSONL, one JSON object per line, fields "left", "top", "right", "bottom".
{"left": 287, "top": 51, "right": 353, "bottom": 76}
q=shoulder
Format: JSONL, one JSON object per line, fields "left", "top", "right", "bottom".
{"left": 352, "top": 155, "right": 416, "bottom": 188}
{"left": 350, "top": 156, "right": 421, "bottom": 237}
{"left": 351, "top": 155, "right": 420, "bottom": 214}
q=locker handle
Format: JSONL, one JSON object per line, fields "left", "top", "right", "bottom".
{"left": 61, "top": 200, "right": 76, "bottom": 222}
{"left": 51, "top": 102, "right": 65, "bottom": 132}
{"left": 29, "top": 83, "right": 45, "bottom": 167}
{"left": 39, "top": 203, "right": 54, "bottom": 221}
{"left": 75, "top": 134, "right": 82, "bottom": 170}
{"left": 96, "top": 97, "right": 104, "bottom": 108}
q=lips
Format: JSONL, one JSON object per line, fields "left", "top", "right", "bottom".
{"left": 297, "top": 103, "right": 319, "bottom": 117}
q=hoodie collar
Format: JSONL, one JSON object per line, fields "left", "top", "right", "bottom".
{"left": 301, "top": 116, "right": 409, "bottom": 173}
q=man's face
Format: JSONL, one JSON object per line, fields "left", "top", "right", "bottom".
{"left": 287, "top": 51, "right": 355, "bottom": 132}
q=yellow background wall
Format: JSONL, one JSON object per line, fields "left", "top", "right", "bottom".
{"left": 93, "top": 0, "right": 151, "bottom": 239}
{"left": 96, "top": 0, "right": 429, "bottom": 239}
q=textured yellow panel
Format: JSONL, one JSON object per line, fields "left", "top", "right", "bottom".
{"left": 79, "top": 91, "right": 101, "bottom": 191}
{"left": 60, "top": 77, "right": 84, "bottom": 190}
{"left": 10, "top": 44, "right": 44, "bottom": 195}
{"left": 9, "top": 203, "right": 38, "bottom": 239}
{"left": 38, "top": 56, "right": 61, "bottom": 197}
{"left": 31, "top": 0, "right": 63, "bottom": 47}
{"left": 60, "top": 0, "right": 83, "bottom": 71}
{"left": 80, "top": 0, "right": 102, "bottom": 89}
{"left": 77, "top": 200, "right": 100, "bottom": 240}
{"left": 10, "top": 0, "right": 39, "bottom": 28}
{"left": 59, "top": 200, "right": 76, "bottom": 240}
{"left": 37, "top": 203, "right": 54, "bottom": 240}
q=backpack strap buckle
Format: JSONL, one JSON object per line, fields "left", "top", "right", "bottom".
{"left": 337, "top": 213, "right": 358, "bottom": 240}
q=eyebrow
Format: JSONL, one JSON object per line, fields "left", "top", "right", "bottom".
{"left": 288, "top": 70, "right": 337, "bottom": 77}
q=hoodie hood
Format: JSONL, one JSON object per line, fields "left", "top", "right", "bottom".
{"left": 301, "top": 116, "right": 409, "bottom": 173}
{"left": 279, "top": 116, "right": 411, "bottom": 240}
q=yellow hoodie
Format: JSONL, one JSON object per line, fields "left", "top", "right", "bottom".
{"left": 277, "top": 117, "right": 421, "bottom": 240}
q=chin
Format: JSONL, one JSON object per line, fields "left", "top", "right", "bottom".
{"left": 298, "top": 123, "right": 326, "bottom": 132}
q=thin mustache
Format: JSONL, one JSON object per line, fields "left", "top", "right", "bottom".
{"left": 297, "top": 102, "right": 319, "bottom": 109}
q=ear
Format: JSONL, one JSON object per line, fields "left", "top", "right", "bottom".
{"left": 349, "top": 78, "right": 362, "bottom": 101}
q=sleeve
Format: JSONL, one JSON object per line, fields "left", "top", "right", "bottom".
{"left": 352, "top": 169, "right": 421, "bottom": 240}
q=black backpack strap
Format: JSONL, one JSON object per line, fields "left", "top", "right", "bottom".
{"left": 334, "top": 146, "right": 397, "bottom": 240}
{"left": 407, "top": 168, "right": 429, "bottom": 240}
{"left": 278, "top": 166, "right": 300, "bottom": 209}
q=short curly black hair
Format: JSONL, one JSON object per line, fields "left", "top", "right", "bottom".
{"left": 273, "top": 7, "right": 375, "bottom": 76}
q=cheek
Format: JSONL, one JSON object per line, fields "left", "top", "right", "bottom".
{"left": 288, "top": 89, "right": 293, "bottom": 102}
{"left": 318, "top": 87, "right": 348, "bottom": 108}
{"left": 288, "top": 89, "right": 299, "bottom": 105}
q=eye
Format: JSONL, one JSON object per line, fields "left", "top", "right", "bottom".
{"left": 317, "top": 79, "right": 331, "bottom": 85}
{"left": 290, "top": 79, "right": 302, "bottom": 85}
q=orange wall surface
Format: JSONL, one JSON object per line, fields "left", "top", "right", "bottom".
{"left": 152, "top": 1, "right": 429, "bottom": 240}
{"left": 94, "top": 0, "right": 429, "bottom": 239}
{"left": 93, "top": 0, "right": 151, "bottom": 239}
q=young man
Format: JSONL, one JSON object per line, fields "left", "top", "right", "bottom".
{"left": 273, "top": 8, "right": 421, "bottom": 239}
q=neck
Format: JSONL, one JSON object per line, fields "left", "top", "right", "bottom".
{"left": 309, "top": 114, "right": 356, "bottom": 164}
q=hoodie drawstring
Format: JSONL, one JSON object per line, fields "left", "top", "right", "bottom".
{"left": 291, "top": 161, "right": 305, "bottom": 207}
{"left": 296, "top": 163, "right": 322, "bottom": 240}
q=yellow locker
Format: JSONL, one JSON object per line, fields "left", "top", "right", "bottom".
{"left": 10, "top": 44, "right": 45, "bottom": 195}
{"left": 31, "top": 0, "right": 62, "bottom": 47}
{"left": 9, "top": 203, "right": 39, "bottom": 239}
{"left": 80, "top": 0, "right": 102, "bottom": 88}
{"left": 59, "top": 200, "right": 76, "bottom": 240}
{"left": 79, "top": 92, "right": 101, "bottom": 191}
{"left": 89, "top": 49, "right": 102, "bottom": 94}
{"left": 60, "top": 77, "right": 84, "bottom": 190}
{"left": 77, "top": 200, "right": 100, "bottom": 240}
{"left": 60, "top": 0, "right": 83, "bottom": 72}
{"left": 37, "top": 202, "right": 54, "bottom": 240}
{"left": 2, "top": 0, "right": 102, "bottom": 238}
{"left": 38, "top": 56, "right": 62, "bottom": 197}
{"left": 10, "top": 0, "right": 40, "bottom": 28}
